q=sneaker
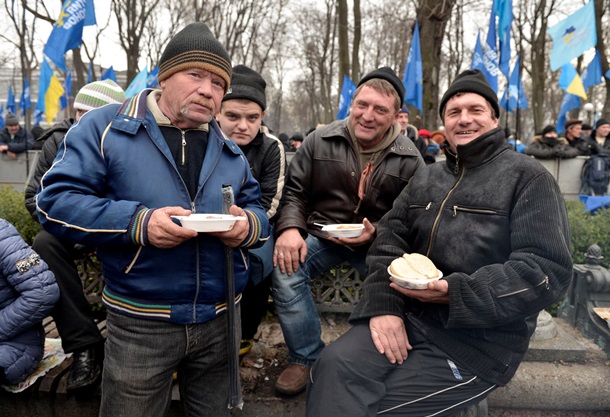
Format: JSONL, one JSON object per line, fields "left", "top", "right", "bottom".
{"left": 239, "top": 339, "right": 253, "bottom": 356}
{"left": 275, "top": 364, "right": 311, "bottom": 396}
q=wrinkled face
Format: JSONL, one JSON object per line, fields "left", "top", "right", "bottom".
{"left": 6, "top": 124, "right": 19, "bottom": 135}
{"left": 158, "top": 68, "right": 226, "bottom": 129}
{"left": 566, "top": 124, "right": 582, "bottom": 140}
{"left": 216, "top": 100, "right": 264, "bottom": 146}
{"left": 597, "top": 124, "right": 610, "bottom": 137}
{"left": 442, "top": 93, "right": 498, "bottom": 151}
{"left": 397, "top": 112, "right": 409, "bottom": 132}
{"left": 349, "top": 86, "right": 399, "bottom": 150}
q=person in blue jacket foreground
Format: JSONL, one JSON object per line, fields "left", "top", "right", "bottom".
{"left": 0, "top": 218, "right": 58, "bottom": 387}
{"left": 36, "top": 22, "right": 269, "bottom": 417}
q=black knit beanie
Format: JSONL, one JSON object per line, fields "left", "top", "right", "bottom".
{"left": 439, "top": 69, "right": 500, "bottom": 118}
{"left": 542, "top": 125, "right": 556, "bottom": 136}
{"left": 595, "top": 118, "right": 610, "bottom": 129}
{"left": 157, "top": 22, "right": 232, "bottom": 92}
{"left": 357, "top": 66, "right": 405, "bottom": 104}
{"left": 222, "top": 65, "right": 266, "bottom": 110}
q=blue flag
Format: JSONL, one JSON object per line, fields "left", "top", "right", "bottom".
{"left": 19, "top": 79, "right": 32, "bottom": 117}
{"left": 6, "top": 86, "right": 16, "bottom": 114}
{"left": 147, "top": 66, "right": 159, "bottom": 88}
{"left": 0, "top": 106, "right": 4, "bottom": 129}
{"left": 125, "top": 66, "right": 149, "bottom": 98}
{"left": 60, "top": 71, "right": 73, "bottom": 110}
{"left": 582, "top": 50, "right": 603, "bottom": 90}
{"left": 557, "top": 93, "right": 581, "bottom": 133}
{"left": 402, "top": 21, "right": 423, "bottom": 113}
{"left": 548, "top": 1, "right": 596, "bottom": 71}
{"left": 101, "top": 66, "right": 117, "bottom": 82}
{"left": 494, "top": 0, "right": 513, "bottom": 78}
{"left": 482, "top": 13, "right": 499, "bottom": 93}
{"left": 87, "top": 61, "right": 93, "bottom": 84}
{"left": 471, "top": 31, "right": 485, "bottom": 71}
{"left": 35, "top": 59, "right": 53, "bottom": 116}
{"left": 336, "top": 74, "right": 357, "bottom": 120}
{"left": 499, "top": 54, "right": 528, "bottom": 112}
{"left": 43, "top": 0, "right": 96, "bottom": 72}
{"left": 33, "top": 109, "right": 43, "bottom": 126}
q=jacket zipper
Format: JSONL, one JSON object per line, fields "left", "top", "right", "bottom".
{"left": 451, "top": 206, "right": 498, "bottom": 217}
{"left": 181, "top": 130, "right": 186, "bottom": 166}
{"left": 496, "top": 275, "right": 549, "bottom": 298}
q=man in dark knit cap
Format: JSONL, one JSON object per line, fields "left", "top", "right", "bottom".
{"left": 0, "top": 112, "right": 34, "bottom": 158}
{"left": 306, "top": 69, "right": 573, "bottom": 416}
{"left": 36, "top": 23, "right": 270, "bottom": 416}
{"left": 271, "top": 66, "right": 424, "bottom": 395}
{"left": 216, "top": 65, "right": 286, "bottom": 357}
{"left": 586, "top": 118, "right": 610, "bottom": 154}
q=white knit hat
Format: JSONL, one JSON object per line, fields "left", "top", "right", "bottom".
{"left": 74, "top": 79, "right": 126, "bottom": 112}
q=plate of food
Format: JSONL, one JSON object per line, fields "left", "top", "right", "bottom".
{"left": 321, "top": 223, "right": 365, "bottom": 238}
{"left": 387, "top": 253, "right": 443, "bottom": 290}
{"left": 172, "top": 214, "right": 246, "bottom": 232}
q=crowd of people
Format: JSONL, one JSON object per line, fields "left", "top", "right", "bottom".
{"left": 1, "top": 21, "right": 576, "bottom": 417}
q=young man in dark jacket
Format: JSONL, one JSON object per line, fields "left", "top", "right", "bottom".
{"left": 0, "top": 112, "right": 34, "bottom": 159}
{"left": 216, "top": 65, "right": 286, "bottom": 356}
{"left": 272, "top": 67, "right": 424, "bottom": 395}
{"left": 306, "top": 70, "right": 573, "bottom": 416}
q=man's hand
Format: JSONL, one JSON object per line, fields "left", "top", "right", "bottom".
{"left": 6, "top": 151, "right": 17, "bottom": 159}
{"left": 369, "top": 315, "right": 411, "bottom": 364}
{"left": 208, "top": 205, "right": 249, "bottom": 247}
{"left": 330, "top": 217, "right": 376, "bottom": 247}
{"left": 273, "top": 228, "right": 307, "bottom": 275}
{"left": 148, "top": 207, "right": 198, "bottom": 248}
{"left": 0, "top": 145, "right": 8, "bottom": 153}
{"left": 390, "top": 278, "right": 450, "bottom": 304}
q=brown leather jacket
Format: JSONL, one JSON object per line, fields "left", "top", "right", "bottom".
{"left": 275, "top": 119, "right": 424, "bottom": 247}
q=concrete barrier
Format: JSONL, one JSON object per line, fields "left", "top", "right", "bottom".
{"left": 0, "top": 150, "right": 40, "bottom": 192}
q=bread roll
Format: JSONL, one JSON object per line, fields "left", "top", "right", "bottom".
{"left": 402, "top": 253, "right": 438, "bottom": 279}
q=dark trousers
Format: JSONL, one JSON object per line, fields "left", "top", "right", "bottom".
{"left": 240, "top": 274, "right": 272, "bottom": 340}
{"left": 32, "top": 230, "right": 104, "bottom": 353}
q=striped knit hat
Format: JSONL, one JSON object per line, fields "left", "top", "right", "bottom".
{"left": 157, "top": 22, "right": 232, "bottom": 92}
{"left": 74, "top": 79, "right": 126, "bottom": 112}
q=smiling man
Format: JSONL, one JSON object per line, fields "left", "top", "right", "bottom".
{"left": 36, "top": 23, "right": 269, "bottom": 417}
{"left": 271, "top": 66, "right": 424, "bottom": 396}
{"left": 305, "top": 69, "right": 573, "bottom": 416}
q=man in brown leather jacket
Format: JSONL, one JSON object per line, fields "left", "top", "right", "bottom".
{"left": 271, "top": 66, "right": 424, "bottom": 395}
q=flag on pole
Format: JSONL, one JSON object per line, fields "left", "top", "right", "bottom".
{"left": 402, "top": 21, "right": 423, "bottom": 113}
{"left": 6, "top": 86, "right": 16, "bottom": 114}
{"left": 336, "top": 74, "right": 357, "bottom": 120}
{"left": 482, "top": 13, "right": 499, "bottom": 93}
{"left": 35, "top": 59, "right": 66, "bottom": 123}
{"left": 43, "top": 0, "right": 97, "bottom": 72}
{"left": 0, "top": 106, "right": 4, "bottom": 129}
{"left": 499, "top": 54, "right": 528, "bottom": 112}
{"left": 471, "top": 31, "right": 485, "bottom": 71}
{"left": 558, "top": 64, "right": 587, "bottom": 99}
{"left": 557, "top": 93, "right": 581, "bottom": 133}
{"left": 147, "top": 66, "right": 159, "bottom": 88}
{"left": 60, "top": 71, "right": 73, "bottom": 110}
{"left": 87, "top": 61, "right": 94, "bottom": 83}
{"left": 494, "top": 0, "right": 513, "bottom": 78}
{"left": 125, "top": 66, "right": 149, "bottom": 98}
{"left": 19, "top": 79, "right": 32, "bottom": 117}
{"left": 33, "top": 110, "right": 43, "bottom": 126}
{"left": 582, "top": 49, "right": 603, "bottom": 90}
{"left": 101, "top": 66, "right": 117, "bottom": 82}
{"left": 547, "top": 1, "right": 596, "bottom": 71}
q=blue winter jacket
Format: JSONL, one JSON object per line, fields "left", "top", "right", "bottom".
{"left": 0, "top": 219, "right": 59, "bottom": 385}
{"left": 36, "top": 90, "right": 270, "bottom": 325}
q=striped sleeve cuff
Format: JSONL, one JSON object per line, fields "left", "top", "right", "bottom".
{"left": 240, "top": 209, "right": 262, "bottom": 248}
{"left": 128, "top": 206, "right": 155, "bottom": 246}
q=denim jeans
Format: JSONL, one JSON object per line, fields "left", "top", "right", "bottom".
{"left": 99, "top": 310, "right": 234, "bottom": 417}
{"left": 271, "top": 235, "right": 367, "bottom": 366}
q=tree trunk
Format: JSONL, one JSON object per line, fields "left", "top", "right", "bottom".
{"left": 595, "top": 0, "right": 610, "bottom": 119}
{"left": 337, "top": 0, "right": 350, "bottom": 93}
{"left": 351, "top": 0, "right": 361, "bottom": 82}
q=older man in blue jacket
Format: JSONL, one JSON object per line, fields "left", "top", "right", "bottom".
{"left": 36, "top": 23, "right": 269, "bottom": 417}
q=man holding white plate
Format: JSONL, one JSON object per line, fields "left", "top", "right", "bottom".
{"left": 306, "top": 70, "right": 573, "bottom": 416}
{"left": 272, "top": 67, "right": 424, "bottom": 395}
{"left": 36, "top": 23, "right": 269, "bottom": 417}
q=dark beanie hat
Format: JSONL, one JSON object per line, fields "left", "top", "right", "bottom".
{"left": 595, "top": 118, "right": 610, "bottom": 129}
{"left": 542, "top": 125, "right": 556, "bottom": 135}
{"left": 4, "top": 112, "right": 19, "bottom": 125}
{"left": 157, "top": 22, "right": 232, "bottom": 92}
{"left": 222, "top": 65, "right": 266, "bottom": 110}
{"left": 582, "top": 123, "right": 592, "bottom": 130}
{"left": 358, "top": 66, "right": 405, "bottom": 104}
{"left": 439, "top": 69, "right": 499, "bottom": 118}
{"left": 399, "top": 104, "right": 409, "bottom": 114}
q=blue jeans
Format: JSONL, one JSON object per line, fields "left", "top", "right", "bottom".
{"left": 271, "top": 235, "right": 367, "bottom": 366}
{"left": 99, "top": 310, "right": 234, "bottom": 417}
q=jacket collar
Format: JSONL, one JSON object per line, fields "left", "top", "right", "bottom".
{"left": 444, "top": 127, "right": 509, "bottom": 172}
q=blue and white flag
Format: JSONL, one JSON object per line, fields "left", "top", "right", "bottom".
{"left": 548, "top": 1, "right": 596, "bottom": 71}
{"left": 101, "top": 66, "right": 117, "bottom": 82}
{"left": 494, "top": 0, "right": 513, "bottom": 78}
{"left": 6, "top": 86, "right": 16, "bottom": 114}
{"left": 499, "top": 54, "right": 528, "bottom": 112}
{"left": 19, "top": 79, "right": 31, "bottom": 117}
{"left": 557, "top": 93, "right": 581, "bottom": 133}
{"left": 582, "top": 49, "right": 603, "bottom": 90}
{"left": 471, "top": 31, "right": 485, "bottom": 71}
{"left": 336, "top": 74, "right": 357, "bottom": 120}
{"left": 482, "top": 13, "right": 499, "bottom": 93}
{"left": 402, "top": 21, "right": 423, "bottom": 113}
{"left": 33, "top": 109, "right": 43, "bottom": 126}
{"left": 125, "top": 66, "right": 148, "bottom": 98}
{"left": 147, "top": 66, "right": 159, "bottom": 88}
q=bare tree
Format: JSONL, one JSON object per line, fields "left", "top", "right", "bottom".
{"left": 351, "top": 0, "right": 361, "bottom": 81}
{"left": 338, "top": 0, "right": 349, "bottom": 92}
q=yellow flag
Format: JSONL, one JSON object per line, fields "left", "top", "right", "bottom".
{"left": 566, "top": 74, "right": 588, "bottom": 100}
{"left": 45, "top": 74, "right": 65, "bottom": 122}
